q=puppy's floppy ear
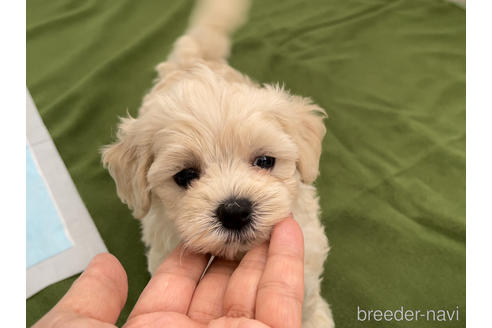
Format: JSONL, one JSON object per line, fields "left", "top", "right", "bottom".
{"left": 275, "top": 94, "right": 327, "bottom": 184}
{"left": 291, "top": 100, "right": 327, "bottom": 184}
{"left": 101, "top": 116, "right": 153, "bottom": 218}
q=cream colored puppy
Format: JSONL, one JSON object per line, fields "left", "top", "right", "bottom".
{"left": 102, "top": 0, "right": 334, "bottom": 326}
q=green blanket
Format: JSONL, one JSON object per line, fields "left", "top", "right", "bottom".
{"left": 26, "top": 0, "right": 465, "bottom": 326}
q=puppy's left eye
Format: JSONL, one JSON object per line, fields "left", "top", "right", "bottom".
{"left": 253, "top": 156, "right": 275, "bottom": 169}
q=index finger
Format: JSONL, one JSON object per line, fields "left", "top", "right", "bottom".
{"left": 128, "top": 245, "right": 209, "bottom": 319}
{"left": 255, "top": 217, "right": 304, "bottom": 328}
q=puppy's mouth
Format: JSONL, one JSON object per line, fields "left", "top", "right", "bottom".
{"left": 179, "top": 197, "right": 279, "bottom": 259}
{"left": 209, "top": 222, "right": 267, "bottom": 259}
{"left": 182, "top": 215, "right": 272, "bottom": 260}
{"left": 217, "top": 223, "right": 257, "bottom": 245}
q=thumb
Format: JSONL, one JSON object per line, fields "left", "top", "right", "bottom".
{"left": 35, "top": 253, "right": 128, "bottom": 326}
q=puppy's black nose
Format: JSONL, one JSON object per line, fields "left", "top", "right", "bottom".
{"left": 216, "top": 198, "right": 252, "bottom": 230}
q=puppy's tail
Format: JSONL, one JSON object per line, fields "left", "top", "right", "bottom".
{"left": 167, "top": 0, "right": 250, "bottom": 65}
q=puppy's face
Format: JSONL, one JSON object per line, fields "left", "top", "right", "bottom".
{"left": 103, "top": 66, "right": 326, "bottom": 259}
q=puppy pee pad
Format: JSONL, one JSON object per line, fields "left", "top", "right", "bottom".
{"left": 26, "top": 89, "right": 107, "bottom": 298}
{"left": 26, "top": 0, "right": 465, "bottom": 326}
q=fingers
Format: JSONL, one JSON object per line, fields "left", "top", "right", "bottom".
{"left": 255, "top": 217, "right": 304, "bottom": 328}
{"left": 125, "top": 312, "right": 269, "bottom": 328}
{"left": 128, "top": 245, "right": 209, "bottom": 319}
{"left": 125, "top": 312, "right": 205, "bottom": 328}
{"left": 223, "top": 242, "right": 268, "bottom": 319}
{"left": 34, "top": 253, "right": 128, "bottom": 327}
{"left": 187, "top": 258, "right": 238, "bottom": 323}
{"left": 209, "top": 316, "right": 270, "bottom": 328}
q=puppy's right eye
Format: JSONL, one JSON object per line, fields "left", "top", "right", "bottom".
{"left": 173, "top": 168, "right": 200, "bottom": 188}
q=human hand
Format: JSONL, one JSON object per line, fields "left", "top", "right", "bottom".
{"left": 33, "top": 216, "right": 304, "bottom": 328}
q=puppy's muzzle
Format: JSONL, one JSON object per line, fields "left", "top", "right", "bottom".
{"left": 216, "top": 197, "right": 252, "bottom": 231}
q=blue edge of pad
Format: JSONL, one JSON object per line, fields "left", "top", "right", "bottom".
{"left": 26, "top": 144, "right": 73, "bottom": 268}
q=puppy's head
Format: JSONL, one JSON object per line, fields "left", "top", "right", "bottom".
{"left": 102, "top": 65, "right": 326, "bottom": 258}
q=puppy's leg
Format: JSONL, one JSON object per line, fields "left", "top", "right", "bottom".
{"left": 293, "top": 184, "right": 334, "bottom": 327}
{"left": 147, "top": 245, "right": 171, "bottom": 274}
{"left": 301, "top": 227, "right": 334, "bottom": 328}
{"left": 141, "top": 203, "right": 181, "bottom": 275}
{"left": 145, "top": 231, "right": 181, "bottom": 274}
{"left": 303, "top": 294, "right": 335, "bottom": 328}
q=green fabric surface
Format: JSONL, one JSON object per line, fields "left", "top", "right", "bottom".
{"left": 26, "top": 0, "right": 465, "bottom": 327}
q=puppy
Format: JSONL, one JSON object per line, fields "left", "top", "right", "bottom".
{"left": 102, "top": 0, "right": 334, "bottom": 326}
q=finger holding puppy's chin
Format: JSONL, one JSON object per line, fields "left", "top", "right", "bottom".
{"left": 222, "top": 214, "right": 302, "bottom": 319}
{"left": 256, "top": 215, "right": 304, "bottom": 328}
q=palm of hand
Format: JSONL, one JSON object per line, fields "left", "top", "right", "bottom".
{"left": 34, "top": 218, "right": 304, "bottom": 328}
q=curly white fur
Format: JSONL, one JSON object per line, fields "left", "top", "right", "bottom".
{"left": 102, "top": 0, "right": 334, "bottom": 326}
